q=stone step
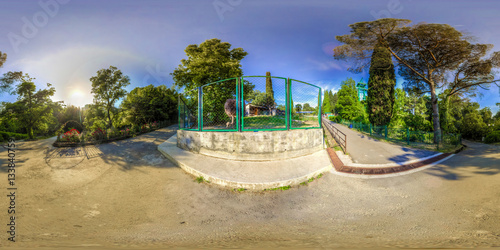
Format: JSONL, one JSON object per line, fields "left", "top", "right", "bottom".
{"left": 158, "top": 135, "right": 333, "bottom": 190}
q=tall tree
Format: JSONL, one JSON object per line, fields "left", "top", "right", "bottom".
{"left": 335, "top": 78, "right": 364, "bottom": 120}
{"left": 121, "top": 85, "right": 178, "bottom": 125}
{"left": 4, "top": 74, "right": 56, "bottom": 139}
{"left": 265, "top": 71, "right": 274, "bottom": 99}
{"left": 366, "top": 40, "right": 396, "bottom": 126}
{"left": 171, "top": 38, "right": 248, "bottom": 123}
{"left": 90, "top": 66, "right": 130, "bottom": 129}
{"left": 322, "top": 89, "right": 330, "bottom": 114}
{"left": 334, "top": 18, "right": 500, "bottom": 143}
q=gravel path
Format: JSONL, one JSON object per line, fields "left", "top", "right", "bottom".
{"left": 0, "top": 127, "right": 499, "bottom": 249}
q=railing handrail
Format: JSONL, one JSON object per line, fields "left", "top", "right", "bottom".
{"left": 322, "top": 117, "right": 347, "bottom": 153}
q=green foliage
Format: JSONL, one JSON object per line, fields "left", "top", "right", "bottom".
{"left": 329, "top": 115, "right": 342, "bottom": 123}
{"left": 265, "top": 71, "right": 274, "bottom": 100}
{"left": 90, "top": 66, "right": 131, "bottom": 129}
{"left": 171, "top": 38, "right": 247, "bottom": 92}
{"left": 295, "top": 104, "right": 302, "bottom": 112}
{"left": 0, "top": 74, "right": 56, "bottom": 139}
{"left": 252, "top": 91, "right": 275, "bottom": 112}
{"left": 120, "top": 85, "right": 178, "bottom": 126}
{"left": 334, "top": 18, "right": 500, "bottom": 143}
{"left": 335, "top": 78, "right": 365, "bottom": 121}
{"left": 367, "top": 40, "right": 396, "bottom": 126}
{"left": 485, "top": 131, "right": 500, "bottom": 144}
{"left": 322, "top": 89, "right": 331, "bottom": 114}
{"left": 0, "top": 131, "right": 28, "bottom": 142}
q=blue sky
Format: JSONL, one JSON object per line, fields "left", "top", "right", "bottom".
{"left": 0, "top": 0, "right": 499, "bottom": 113}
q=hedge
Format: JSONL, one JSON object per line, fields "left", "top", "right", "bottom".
{"left": 485, "top": 130, "right": 500, "bottom": 144}
{"left": 0, "top": 131, "right": 29, "bottom": 142}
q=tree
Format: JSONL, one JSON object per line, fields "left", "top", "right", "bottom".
{"left": 295, "top": 104, "right": 302, "bottom": 112}
{"left": 334, "top": 18, "right": 500, "bottom": 142}
{"left": 322, "top": 89, "right": 331, "bottom": 114}
{"left": 265, "top": 71, "right": 274, "bottom": 100}
{"left": 121, "top": 85, "right": 178, "bottom": 125}
{"left": 389, "top": 88, "right": 408, "bottom": 128}
{"left": 253, "top": 92, "right": 275, "bottom": 114}
{"left": 2, "top": 74, "right": 56, "bottom": 139}
{"left": 334, "top": 18, "right": 497, "bottom": 142}
{"left": 335, "top": 78, "right": 364, "bottom": 121}
{"left": 90, "top": 66, "right": 130, "bottom": 129}
{"left": 171, "top": 38, "right": 248, "bottom": 122}
{"left": 330, "top": 91, "right": 339, "bottom": 114}
{"left": 366, "top": 40, "right": 396, "bottom": 126}
{"left": 303, "top": 103, "right": 313, "bottom": 111}
{"left": 0, "top": 51, "right": 5, "bottom": 67}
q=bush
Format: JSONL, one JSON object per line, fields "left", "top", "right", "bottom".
{"left": 0, "top": 131, "right": 29, "bottom": 141}
{"left": 328, "top": 116, "right": 342, "bottom": 123}
{"left": 485, "top": 131, "right": 500, "bottom": 144}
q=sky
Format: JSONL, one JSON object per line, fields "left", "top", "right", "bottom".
{"left": 0, "top": 0, "right": 499, "bottom": 113}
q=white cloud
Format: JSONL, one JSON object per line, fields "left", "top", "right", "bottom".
{"left": 306, "top": 58, "right": 344, "bottom": 71}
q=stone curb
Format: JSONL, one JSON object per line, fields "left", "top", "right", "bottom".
{"left": 326, "top": 147, "right": 459, "bottom": 179}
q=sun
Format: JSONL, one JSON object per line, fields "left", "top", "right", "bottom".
{"left": 66, "top": 89, "right": 91, "bottom": 107}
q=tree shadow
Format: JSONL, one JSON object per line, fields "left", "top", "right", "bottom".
{"left": 97, "top": 127, "right": 179, "bottom": 171}
{"left": 422, "top": 143, "right": 500, "bottom": 180}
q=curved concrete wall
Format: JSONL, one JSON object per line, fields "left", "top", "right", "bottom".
{"left": 177, "top": 129, "right": 324, "bottom": 161}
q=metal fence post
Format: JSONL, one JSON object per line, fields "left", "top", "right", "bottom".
{"left": 237, "top": 77, "right": 242, "bottom": 132}
{"left": 318, "top": 88, "right": 322, "bottom": 129}
{"left": 178, "top": 94, "right": 180, "bottom": 129}
{"left": 198, "top": 87, "right": 202, "bottom": 132}
{"left": 385, "top": 125, "right": 388, "bottom": 140}
{"left": 286, "top": 78, "right": 291, "bottom": 131}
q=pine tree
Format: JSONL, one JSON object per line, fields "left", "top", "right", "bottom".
{"left": 366, "top": 40, "right": 396, "bottom": 126}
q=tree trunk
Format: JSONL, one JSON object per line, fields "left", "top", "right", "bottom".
{"left": 28, "top": 126, "right": 34, "bottom": 140}
{"left": 430, "top": 84, "right": 442, "bottom": 144}
{"left": 107, "top": 108, "right": 113, "bottom": 129}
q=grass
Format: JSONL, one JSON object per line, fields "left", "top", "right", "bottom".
{"left": 242, "top": 115, "right": 318, "bottom": 129}
{"left": 195, "top": 176, "right": 210, "bottom": 183}
{"left": 265, "top": 185, "right": 291, "bottom": 191}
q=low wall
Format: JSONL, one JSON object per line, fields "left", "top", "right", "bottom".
{"left": 177, "top": 129, "right": 324, "bottom": 161}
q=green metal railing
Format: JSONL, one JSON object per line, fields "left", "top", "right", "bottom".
{"left": 335, "top": 119, "right": 462, "bottom": 150}
{"left": 179, "top": 76, "right": 322, "bottom": 132}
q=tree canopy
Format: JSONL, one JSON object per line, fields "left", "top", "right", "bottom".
{"left": 90, "top": 66, "right": 131, "bottom": 129}
{"left": 366, "top": 40, "right": 396, "bottom": 126}
{"left": 120, "top": 85, "right": 178, "bottom": 125}
{"left": 334, "top": 18, "right": 500, "bottom": 142}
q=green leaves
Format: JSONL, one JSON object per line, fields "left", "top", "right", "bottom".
{"left": 367, "top": 40, "right": 396, "bottom": 126}
{"left": 171, "top": 38, "right": 247, "bottom": 92}
{"left": 89, "top": 66, "right": 131, "bottom": 129}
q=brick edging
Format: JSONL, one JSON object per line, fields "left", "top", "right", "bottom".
{"left": 326, "top": 148, "right": 452, "bottom": 175}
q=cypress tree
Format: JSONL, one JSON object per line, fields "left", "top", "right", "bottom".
{"left": 367, "top": 40, "right": 396, "bottom": 126}
{"left": 322, "top": 89, "right": 330, "bottom": 114}
{"left": 265, "top": 71, "right": 274, "bottom": 100}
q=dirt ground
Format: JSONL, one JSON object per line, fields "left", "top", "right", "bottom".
{"left": 0, "top": 125, "right": 499, "bottom": 249}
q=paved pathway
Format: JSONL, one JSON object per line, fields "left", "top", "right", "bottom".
{"left": 325, "top": 120, "right": 437, "bottom": 164}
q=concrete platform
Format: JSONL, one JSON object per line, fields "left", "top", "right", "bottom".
{"left": 158, "top": 135, "right": 333, "bottom": 190}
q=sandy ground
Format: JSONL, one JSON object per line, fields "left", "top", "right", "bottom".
{"left": 0, "top": 125, "right": 499, "bottom": 249}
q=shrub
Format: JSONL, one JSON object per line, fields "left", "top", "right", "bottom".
{"left": 61, "top": 129, "right": 81, "bottom": 142}
{"left": 0, "top": 131, "right": 28, "bottom": 141}
{"left": 485, "top": 131, "right": 500, "bottom": 144}
{"left": 328, "top": 116, "right": 342, "bottom": 123}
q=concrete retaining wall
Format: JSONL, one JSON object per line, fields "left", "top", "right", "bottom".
{"left": 177, "top": 129, "right": 324, "bottom": 161}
